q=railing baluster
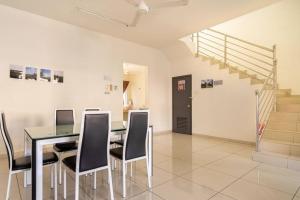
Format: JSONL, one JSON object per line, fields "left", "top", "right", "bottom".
{"left": 196, "top": 32, "right": 199, "bottom": 57}
{"left": 273, "top": 45, "right": 277, "bottom": 112}
{"left": 224, "top": 35, "right": 227, "bottom": 66}
{"left": 255, "top": 90, "right": 260, "bottom": 152}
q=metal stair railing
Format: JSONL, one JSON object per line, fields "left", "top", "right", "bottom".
{"left": 190, "top": 28, "right": 277, "bottom": 152}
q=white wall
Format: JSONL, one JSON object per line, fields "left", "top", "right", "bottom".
{"left": 0, "top": 5, "right": 171, "bottom": 153}
{"left": 163, "top": 41, "right": 260, "bottom": 142}
{"left": 213, "top": 0, "right": 300, "bottom": 94}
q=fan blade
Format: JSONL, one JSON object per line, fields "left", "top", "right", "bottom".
{"left": 129, "top": 10, "right": 144, "bottom": 27}
{"left": 151, "top": 0, "right": 189, "bottom": 9}
{"left": 76, "top": 7, "right": 130, "bottom": 27}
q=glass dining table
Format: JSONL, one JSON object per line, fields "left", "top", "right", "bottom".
{"left": 23, "top": 121, "right": 153, "bottom": 200}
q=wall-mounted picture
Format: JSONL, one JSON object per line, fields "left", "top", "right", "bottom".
{"left": 40, "top": 68, "right": 51, "bottom": 82}
{"left": 54, "top": 70, "right": 64, "bottom": 83}
{"left": 25, "top": 67, "right": 37, "bottom": 80}
{"left": 214, "top": 80, "right": 223, "bottom": 86}
{"left": 201, "top": 79, "right": 214, "bottom": 88}
{"left": 206, "top": 79, "right": 214, "bottom": 88}
{"left": 9, "top": 65, "right": 23, "bottom": 79}
{"left": 201, "top": 80, "right": 207, "bottom": 88}
{"left": 177, "top": 80, "right": 186, "bottom": 91}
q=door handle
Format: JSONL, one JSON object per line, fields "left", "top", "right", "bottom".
{"left": 187, "top": 105, "right": 191, "bottom": 108}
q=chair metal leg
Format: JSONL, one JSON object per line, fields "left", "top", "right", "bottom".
{"left": 23, "top": 172, "right": 27, "bottom": 188}
{"left": 130, "top": 162, "right": 133, "bottom": 177}
{"left": 59, "top": 154, "right": 62, "bottom": 185}
{"left": 6, "top": 172, "right": 12, "bottom": 200}
{"left": 75, "top": 175, "right": 79, "bottom": 200}
{"left": 51, "top": 165, "right": 54, "bottom": 189}
{"left": 93, "top": 171, "right": 97, "bottom": 189}
{"left": 54, "top": 164, "right": 57, "bottom": 200}
{"left": 111, "top": 157, "right": 114, "bottom": 170}
{"left": 108, "top": 167, "right": 114, "bottom": 200}
{"left": 63, "top": 168, "right": 67, "bottom": 199}
{"left": 122, "top": 162, "right": 126, "bottom": 198}
{"left": 146, "top": 157, "right": 152, "bottom": 188}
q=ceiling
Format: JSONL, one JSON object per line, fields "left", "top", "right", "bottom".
{"left": 0, "top": 0, "right": 280, "bottom": 48}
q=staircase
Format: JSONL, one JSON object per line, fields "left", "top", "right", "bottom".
{"left": 253, "top": 91, "right": 300, "bottom": 170}
{"left": 185, "top": 28, "right": 300, "bottom": 171}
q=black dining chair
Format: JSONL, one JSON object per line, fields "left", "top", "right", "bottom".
{"left": 0, "top": 112, "right": 59, "bottom": 200}
{"left": 53, "top": 109, "right": 78, "bottom": 184}
{"left": 62, "top": 111, "right": 114, "bottom": 200}
{"left": 110, "top": 110, "right": 151, "bottom": 198}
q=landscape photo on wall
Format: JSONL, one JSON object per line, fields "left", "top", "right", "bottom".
{"left": 40, "top": 68, "right": 51, "bottom": 82}
{"left": 25, "top": 67, "right": 37, "bottom": 80}
{"left": 54, "top": 70, "right": 64, "bottom": 83}
{"left": 9, "top": 64, "right": 23, "bottom": 79}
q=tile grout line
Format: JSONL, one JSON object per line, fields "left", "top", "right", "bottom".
{"left": 291, "top": 185, "right": 299, "bottom": 200}
{"left": 207, "top": 164, "right": 260, "bottom": 200}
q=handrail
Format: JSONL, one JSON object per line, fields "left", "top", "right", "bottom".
{"left": 200, "top": 31, "right": 273, "bottom": 59}
{"left": 189, "top": 28, "right": 277, "bottom": 152}
{"left": 207, "top": 28, "right": 273, "bottom": 52}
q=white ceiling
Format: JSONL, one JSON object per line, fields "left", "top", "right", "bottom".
{"left": 0, "top": 0, "right": 279, "bottom": 48}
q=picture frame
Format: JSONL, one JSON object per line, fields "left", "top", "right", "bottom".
{"left": 9, "top": 65, "right": 23, "bottom": 79}
{"left": 40, "top": 68, "right": 51, "bottom": 82}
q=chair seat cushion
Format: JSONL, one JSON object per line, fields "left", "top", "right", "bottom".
{"left": 12, "top": 152, "right": 59, "bottom": 171}
{"left": 110, "top": 147, "right": 123, "bottom": 160}
{"left": 53, "top": 142, "right": 78, "bottom": 152}
{"left": 62, "top": 155, "right": 77, "bottom": 172}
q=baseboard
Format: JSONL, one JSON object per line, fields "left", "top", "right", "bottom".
{"left": 191, "top": 132, "right": 255, "bottom": 146}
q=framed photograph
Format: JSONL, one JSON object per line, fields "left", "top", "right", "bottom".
{"left": 206, "top": 79, "right": 214, "bottom": 88}
{"left": 25, "top": 67, "right": 37, "bottom": 80}
{"left": 9, "top": 65, "right": 23, "bottom": 79}
{"left": 177, "top": 80, "right": 186, "bottom": 91}
{"left": 54, "top": 70, "right": 64, "bottom": 83}
{"left": 201, "top": 80, "right": 207, "bottom": 88}
{"left": 201, "top": 79, "right": 214, "bottom": 88}
{"left": 40, "top": 68, "right": 51, "bottom": 82}
{"left": 214, "top": 80, "right": 223, "bottom": 86}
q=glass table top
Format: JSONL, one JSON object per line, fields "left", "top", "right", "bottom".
{"left": 25, "top": 121, "right": 127, "bottom": 140}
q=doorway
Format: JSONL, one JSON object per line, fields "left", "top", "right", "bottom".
{"left": 123, "top": 63, "right": 148, "bottom": 121}
{"left": 172, "top": 75, "right": 192, "bottom": 134}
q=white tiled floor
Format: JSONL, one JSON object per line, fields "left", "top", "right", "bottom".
{"left": 1, "top": 132, "right": 300, "bottom": 199}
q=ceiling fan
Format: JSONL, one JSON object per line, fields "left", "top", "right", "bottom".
{"left": 77, "top": 0, "right": 189, "bottom": 27}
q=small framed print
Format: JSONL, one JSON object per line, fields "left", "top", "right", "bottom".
{"left": 54, "top": 70, "right": 64, "bottom": 83}
{"left": 201, "top": 79, "right": 214, "bottom": 88}
{"left": 40, "top": 68, "right": 51, "bottom": 82}
{"left": 9, "top": 64, "right": 23, "bottom": 79}
{"left": 25, "top": 67, "right": 37, "bottom": 80}
{"left": 177, "top": 80, "right": 186, "bottom": 91}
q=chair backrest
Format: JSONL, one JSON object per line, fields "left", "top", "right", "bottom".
{"left": 0, "top": 112, "right": 14, "bottom": 170}
{"left": 76, "top": 111, "right": 111, "bottom": 172}
{"left": 84, "top": 108, "right": 101, "bottom": 112}
{"left": 124, "top": 110, "right": 149, "bottom": 161}
{"left": 55, "top": 109, "right": 75, "bottom": 126}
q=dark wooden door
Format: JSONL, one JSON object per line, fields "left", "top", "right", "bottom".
{"left": 172, "top": 75, "right": 192, "bottom": 134}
